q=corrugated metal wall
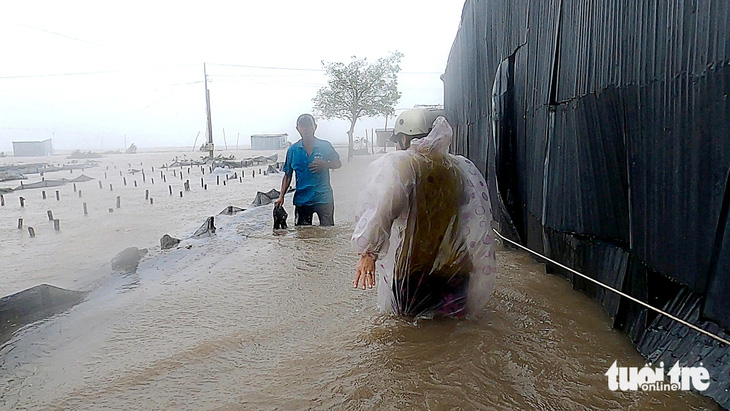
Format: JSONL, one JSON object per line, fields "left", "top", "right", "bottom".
{"left": 445, "top": 0, "right": 730, "bottom": 406}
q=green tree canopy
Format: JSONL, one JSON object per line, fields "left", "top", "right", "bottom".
{"left": 313, "top": 51, "right": 403, "bottom": 159}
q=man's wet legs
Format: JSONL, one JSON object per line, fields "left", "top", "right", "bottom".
{"left": 294, "top": 203, "right": 334, "bottom": 226}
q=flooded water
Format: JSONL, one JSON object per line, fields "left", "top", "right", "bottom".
{"left": 0, "top": 149, "right": 719, "bottom": 409}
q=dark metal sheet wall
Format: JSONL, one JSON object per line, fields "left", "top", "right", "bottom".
{"left": 444, "top": 0, "right": 730, "bottom": 407}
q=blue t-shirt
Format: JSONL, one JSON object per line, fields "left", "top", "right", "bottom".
{"left": 282, "top": 137, "right": 340, "bottom": 206}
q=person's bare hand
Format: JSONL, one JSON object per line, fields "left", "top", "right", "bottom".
{"left": 354, "top": 254, "right": 376, "bottom": 290}
{"left": 309, "top": 159, "right": 329, "bottom": 173}
{"left": 274, "top": 196, "right": 284, "bottom": 207}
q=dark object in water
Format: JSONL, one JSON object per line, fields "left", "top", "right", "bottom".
{"left": 219, "top": 205, "right": 246, "bottom": 215}
{"left": 251, "top": 189, "right": 281, "bottom": 206}
{"left": 67, "top": 150, "right": 102, "bottom": 159}
{"left": 273, "top": 204, "right": 288, "bottom": 229}
{"left": 193, "top": 216, "right": 216, "bottom": 237}
{"left": 111, "top": 247, "right": 148, "bottom": 273}
{"left": 0, "top": 284, "right": 87, "bottom": 345}
{"left": 160, "top": 234, "right": 181, "bottom": 250}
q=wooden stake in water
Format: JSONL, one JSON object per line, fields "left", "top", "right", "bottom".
{"left": 163, "top": 175, "right": 167, "bottom": 183}
{"left": 201, "top": 177, "right": 204, "bottom": 188}
{"left": 99, "top": 181, "right": 103, "bottom": 189}
{"left": 116, "top": 196, "right": 121, "bottom": 209}
{"left": 18, "top": 217, "right": 23, "bottom": 229}
{"left": 73, "top": 183, "right": 77, "bottom": 192}
{"left": 145, "top": 189, "right": 149, "bottom": 200}
{"left": 0, "top": 194, "right": 4, "bottom": 206}
{"left": 104, "top": 172, "right": 108, "bottom": 179}
{"left": 217, "top": 175, "right": 220, "bottom": 185}
{"left": 179, "top": 191, "right": 183, "bottom": 197}
{"left": 83, "top": 202, "right": 88, "bottom": 215}
{"left": 47, "top": 210, "right": 54, "bottom": 221}
{"left": 109, "top": 208, "right": 114, "bottom": 213}
{"left": 78, "top": 190, "right": 82, "bottom": 198}
{"left": 134, "top": 180, "right": 138, "bottom": 187}
{"left": 169, "top": 185, "right": 172, "bottom": 196}
{"left": 204, "top": 184, "right": 208, "bottom": 190}
{"left": 123, "top": 177, "right": 127, "bottom": 186}
{"left": 110, "top": 183, "right": 113, "bottom": 191}
{"left": 55, "top": 190, "right": 60, "bottom": 201}
{"left": 19, "top": 197, "right": 25, "bottom": 207}
{"left": 150, "top": 197, "right": 154, "bottom": 204}
{"left": 53, "top": 219, "right": 60, "bottom": 231}
{"left": 28, "top": 226, "right": 35, "bottom": 238}
{"left": 42, "top": 191, "right": 47, "bottom": 199}
{"left": 142, "top": 172, "right": 146, "bottom": 182}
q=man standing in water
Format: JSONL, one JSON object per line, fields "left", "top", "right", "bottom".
{"left": 275, "top": 114, "right": 342, "bottom": 226}
{"left": 351, "top": 110, "right": 496, "bottom": 318}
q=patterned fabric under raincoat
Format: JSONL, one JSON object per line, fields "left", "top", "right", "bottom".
{"left": 352, "top": 117, "right": 496, "bottom": 318}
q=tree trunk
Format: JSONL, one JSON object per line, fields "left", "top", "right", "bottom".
{"left": 347, "top": 117, "right": 357, "bottom": 161}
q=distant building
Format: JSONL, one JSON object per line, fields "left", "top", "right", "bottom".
{"left": 250, "top": 134, "right": 288, "bottom": 150}
{"left": 12, "top": 139, "right": 53, "bottom": 157}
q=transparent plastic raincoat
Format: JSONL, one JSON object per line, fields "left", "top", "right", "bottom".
{"left": 352, "top": 117, "right": 496, "bottom": 318}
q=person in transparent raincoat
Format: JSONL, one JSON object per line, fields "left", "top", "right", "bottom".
{"left": 352, "top": 112, "right": 496, "bottom": 318}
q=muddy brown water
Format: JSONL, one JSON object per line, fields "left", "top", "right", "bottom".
{"left": 0, "top": 152, "right": 718, "bottom": 409}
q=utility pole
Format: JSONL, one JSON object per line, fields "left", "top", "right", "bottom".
{"left": 204, "top": 63, "right": 214, "bottom": 160}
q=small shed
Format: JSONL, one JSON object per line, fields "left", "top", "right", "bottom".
{"left": 375, "top": 128, "right": 395, "bottom": 147}
{"left": 12, "top": 139, "right": 54, "bottom": 157}
{"left": 251, "top": 134, "right": 288, "bottom": 150}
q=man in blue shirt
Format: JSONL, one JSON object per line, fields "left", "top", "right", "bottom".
{"left": 275, "top": 114, "right": 342, "bottom": 226}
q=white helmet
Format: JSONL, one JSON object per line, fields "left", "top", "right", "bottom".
{"left": 390, "top": 108, "right": 445, "bottom": 143}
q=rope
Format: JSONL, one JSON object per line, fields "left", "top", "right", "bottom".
{"left": 492, "top": 229, "right": 730, "bottom": 347}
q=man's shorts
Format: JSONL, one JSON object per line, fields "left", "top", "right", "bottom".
{"left": 294, "top": 203, "right": 335, "bottom": 226}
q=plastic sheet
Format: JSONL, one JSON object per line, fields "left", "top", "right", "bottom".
{"left": 352, "top": 117, "right": 496, "bottom": 318}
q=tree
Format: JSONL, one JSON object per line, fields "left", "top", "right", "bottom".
{"left": 313, "top": 51, "right": 403, "bottom": 160}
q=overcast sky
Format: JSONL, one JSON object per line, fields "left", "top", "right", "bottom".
{"left": 0, "top": 1, "right": 466, "bottom": 152}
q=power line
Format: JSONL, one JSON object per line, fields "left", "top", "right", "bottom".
{"left": 208, "top": 62, "right": 441, "bottom": 75}
{"left": 14, "top": 21, "right": 101, "bottom": 47}
{"left": 0, "top": 62, "right": 440, "bottom": 80}
{"left": 208, "top": 63, "right": 323, "bottom": 72}
{"left": 0, "top": 64, "right": 198, "bottom": 80}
